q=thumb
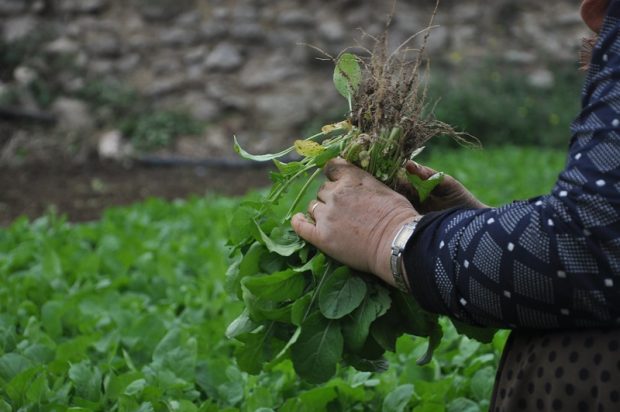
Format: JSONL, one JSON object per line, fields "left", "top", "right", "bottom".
{"left": 405, "top": 161, "right": 437, "bottom": 180}
{"left": 291, "top": 213, "right": 320, "bottom": 245}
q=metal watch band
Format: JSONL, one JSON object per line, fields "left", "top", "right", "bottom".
{"left": 390, "top": 217, "right": 422, "bottom": 292}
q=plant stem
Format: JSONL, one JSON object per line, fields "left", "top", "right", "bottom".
{"left": 285, "top": 168, "right": 322, "bottom": 220}
{"left": 268, "top": 164, "right": 315, "bottom": 203}
{"left": 303, "top": 259, "right": 332, "bottom": 322}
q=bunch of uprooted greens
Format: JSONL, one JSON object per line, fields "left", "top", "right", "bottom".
{"left": 225, "top": 19, "right": 493, "bottom": 384}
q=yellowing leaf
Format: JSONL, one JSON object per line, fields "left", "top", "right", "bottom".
{"left": 321, "top": 120, "right": 352, "bottom": 134}
{"left": 294, "top": 140, "right": 325, "bottom": 157}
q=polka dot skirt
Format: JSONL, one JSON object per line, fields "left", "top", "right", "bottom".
{"left": 491, "top": 329, "right": 620, "bottom": 411}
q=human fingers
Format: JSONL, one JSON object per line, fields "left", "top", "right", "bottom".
{"left": 291, "top": 213, "right": 320, "bottom": 246}
{"left": 317, "top": 181, "right": 336, "bottom": 203}
{"left": 405, "top": 160, "right": 436, "bottom": 180}
{"left": 307, "top": 199, "right": 324, "bottom": 220}
{"left": 324, "top": 158, "right": 356, "bottom": 181}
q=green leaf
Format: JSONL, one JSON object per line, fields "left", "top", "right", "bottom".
{"left": 406, "top": 171, "right": 445, "bottom": 202}
{"left": 107, "top": 371, "right": 144, "bottom": 399}
{"left": 242, "top": 287, "right": 293, "bottom": 322}
{"left": 235, "top": 326, "right": 284, "bottom": 375}
{"left": 255, "top": 223, "right": 305, "bottom": 257}
{"left": 291, "top": 313, "right": 343, "bottom": 383}
{"left": 152, "top": 328, "right": 197, "bottom": 382}
{"left": 242, "top": 269, "right": 305, "bottom": 302}
{"left": 124, "top": 378, "right": 147, "bottom": 396}
{"left": 274, "top": 159, "right": 305, "bottom": 175}
{"left": 293, "top": 252, "right": 326, "bottom": 277}
{"left": 228, "top": 203, "right": 261, "bottom": 245}
{"left": 470, "top": 366, "right": 495, "bottom": 402}
{"left": 392, "top": 291, "right": 438, "bottom": 337}
{"left": 234, "top": 136, "right": 295, "bottom": 161}
{"left": 280, "top": 386, "right": 338, "bottom": 412}
{"left": 314, "top": 142, "right": 342, "bottom": 168}
{"left": 26, "top": 371, "right": 49, "bottom": 403}
{"left": 41, "top": 300, "right": 65, "bottom": 338}
{"left": 68, "top": 360, "right": 102, "bottom": 402}
{"left": 6, "top": 366, "right": 42, "bottom": 404}
{"left": 383, "top": 384, "right": 414, "bottom": 412}
{"left": 319, "top": 266, "right": 367, "bottom": 319}
{"left": 266, "top": 326, "right": 301, "bottom": 369}
{"left": 291, "top": 293, "right": 312, "bottom": 326}
{"left": 239, "top": 243, "right": 268, "bottom": 277}
{"left": 333, "top": 53, "right": 362, "bottom": 101}
{"left": 447, "top": 398, "right": 481, "bottom": 412}
{"left": 226, "top": 310, "right": 259, "bottom": 339}
{"left": 414, "top": 403, "right": 446, "bottom": 412}
{"left": 0, "top": 353, "right": 32, "bottom": 382}
{"left": 342, "top": 285, "right": 391, "bottom": 352}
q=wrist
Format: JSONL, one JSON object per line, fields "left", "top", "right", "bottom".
{"left": 371, "top": 210, "right": 420, "bottom": 286}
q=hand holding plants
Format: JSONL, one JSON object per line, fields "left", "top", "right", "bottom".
{"left": 292, "top": 158, "right": 420, "bottom": 287}
{"left": 397, "top": 161, "right": 488, "bottom": 213}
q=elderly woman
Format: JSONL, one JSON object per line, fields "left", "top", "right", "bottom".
{"left": 292, "top": 0, "right": 620, "bottom": 410}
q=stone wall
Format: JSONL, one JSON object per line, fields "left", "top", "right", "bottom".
{"left": 0, "top": 0, "right": 590, "bottom": 164}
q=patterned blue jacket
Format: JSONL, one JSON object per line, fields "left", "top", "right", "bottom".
{"left": 406, "top": 1, "right": 620, "bottom": 329}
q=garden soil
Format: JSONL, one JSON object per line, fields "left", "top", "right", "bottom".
{"left": 0, "top": 162, "right": 271, "bottom": 226}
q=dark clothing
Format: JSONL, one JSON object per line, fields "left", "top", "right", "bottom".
{"left": 491, "top": 329, "right": 620, "bottom": 412}
{"left": 406, "top": 0, "right": 620, "bottom": 332}
{"left": 404, "top": 1, "right": 620, "bottom": 410}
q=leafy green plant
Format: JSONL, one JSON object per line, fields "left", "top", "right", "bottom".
{"left": 0, "top": 146, "right": 564, "bottom": 410}
{"left": 226, "top": 48, "right": 496, "bottom": 384}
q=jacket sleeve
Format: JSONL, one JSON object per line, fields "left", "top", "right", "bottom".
{"left": 404, "top": 1, "right": 620, "bottom": 329}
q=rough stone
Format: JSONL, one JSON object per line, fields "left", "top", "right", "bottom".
{"left": 318, "top": 19, "right": 345, "bottom": 42}
{"left": 240, "top": 54, "right": 299, "bottom": 89}
{"left": 151, "top": 53, "right": 183, "bottom": 75}
{"left": 205, "top": 43, "right": 243, "bottom": 71}
{"left": 45, "top": 37, "right": 80, "bottom": 55}
{"left": 184, "top": 93, "right": 221, "bottom": 121}
{"left": 146, "top": 76, "right": 187, "bottom": 98}
{"left": 135, "top": 0, "right": 194, "bottom": 21}
{"left": 159, "top": 28, "right": 197, "bottom": 47}
{"left": 84, "top": 29, "right": 121, "bottom": 57}
{"left": 0, "top": 0, "right": 27, "bottom": 15}
{"left": 184, "top": 47, "right": 207, "bottom": 65}
{"left": 88, "top": 59, "right": 114, "bottom": 75}
{"left": 0, "top": 0, "right": 596, "bottom": 161}
{"left": 254, "top": 88, "right": 312, "bottom": 130}
{"left": 116, "top": 54, "right": 141, "bottom": 73}
{"left": 230, "top": 23, "right": 265, "bottom": 42}
{"left": 98, "top": 130, "right": 123, "bottom": 160}
{"left": 13, "top": 66, "right": 37, "bottom": 86}
{"left": 175, "top": 11, "right": 202, "bottom": 26}
{"left": 200, "top": 21, "right": 228, "bottom": 41}
{"left": 277, "top": 9, "right": 315, "bottom": 27}
{"left": 3, "top": 16, "right": 37, "bottom": 42}
{"left": 58, "top": 0, "right": 109, "bottom": 14}
{"left": 51, "top": 97, "right": 94, "bottom": 132}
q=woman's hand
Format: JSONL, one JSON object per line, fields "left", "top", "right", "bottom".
{"left": 291, "top": 158, "right": 420, "bottom": 287}
{"left": 395, "top": 161, "right": 488, "bottom": 213}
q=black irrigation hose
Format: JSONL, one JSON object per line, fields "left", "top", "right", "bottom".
{"left": 0, "top": 106, "right": 57, "bottom": 125}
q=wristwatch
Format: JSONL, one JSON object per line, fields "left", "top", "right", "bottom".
{"left": 390, "top": 217, "right": 422, "bottom": 293}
